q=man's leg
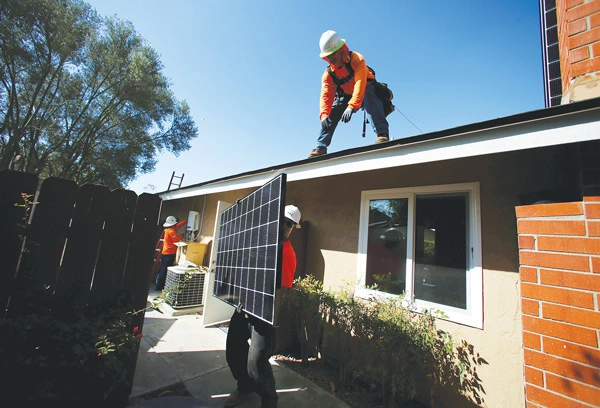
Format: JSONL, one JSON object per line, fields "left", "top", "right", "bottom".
{"left": 155, "top": 254, "right": 174, "bottom": 290}
{"left": 226, "top": 312, "right": 254, "bottom": 393}
{"left": 315, "top": 95, "right": 349, "bottom": 149}
{"left": 248, "top": 321, "right": 278, "bottom": 407}
{"left": 363, "top": 84, "right": 389, "bottom": 140}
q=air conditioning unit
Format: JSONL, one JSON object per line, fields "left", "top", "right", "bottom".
{"left": 164, "top": 265, "right": 206, "bottom": 308}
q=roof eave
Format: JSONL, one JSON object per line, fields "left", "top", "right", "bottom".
{"left": 160, "top": 97, "right": 600, "bottom": 201}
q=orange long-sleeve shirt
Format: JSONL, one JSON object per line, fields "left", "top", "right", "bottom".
{"left": 161, "top": 227, "right": 183, "bottom": 255}
{"left": 319, "top": 49, "right": 375, "bottom": 120}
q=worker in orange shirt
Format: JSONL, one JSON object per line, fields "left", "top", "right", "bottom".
{"left": 308, "top": 30, "right": 390, "bottom": 157}
{"left": 155, "top": 215, "right": 183, "bottom": 291}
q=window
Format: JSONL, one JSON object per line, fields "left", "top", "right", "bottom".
{"left": 356, "top": 183, "right": 482, "bottom": 328}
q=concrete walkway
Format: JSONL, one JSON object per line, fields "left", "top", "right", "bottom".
{"left": 129, "top": 288, "right": 350, "bottom": 408}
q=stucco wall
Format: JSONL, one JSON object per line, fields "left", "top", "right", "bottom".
{"left": 286, "top": 144, "right": 578, "bottom": 407}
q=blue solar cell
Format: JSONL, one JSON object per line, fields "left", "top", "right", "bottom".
{"left": 213, "top": 174, "right": 286, "bottom": 324}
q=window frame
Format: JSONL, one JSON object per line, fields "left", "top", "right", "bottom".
{"left": 355, "top": 182, "right": 483, "bottom": 329}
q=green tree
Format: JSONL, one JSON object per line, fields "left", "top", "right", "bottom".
{"left": 0, "top": 0, "right": 197, "bottom": 188}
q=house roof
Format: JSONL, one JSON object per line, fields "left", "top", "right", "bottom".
{"left": 160, "top": 97, "right": 600, "bottom": 201}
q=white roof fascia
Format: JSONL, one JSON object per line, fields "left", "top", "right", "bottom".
{"left": 161, "top": 108, "right": 600, "bottom": 201}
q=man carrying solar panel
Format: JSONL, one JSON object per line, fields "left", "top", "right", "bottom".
{"left": 224, "top": 205, "right": 302, "bottom": 408}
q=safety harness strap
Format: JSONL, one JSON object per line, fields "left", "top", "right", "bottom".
{"left": 327, "top": 51, "right": 354, "bottom": 97}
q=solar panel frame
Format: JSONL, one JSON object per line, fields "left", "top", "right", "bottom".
{"left": 212, "top": 174, "right": 286, "bottom": 325}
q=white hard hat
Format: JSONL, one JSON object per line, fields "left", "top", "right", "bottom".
{"left": 319, "top": 30, "right": 345, "bottom": 58}
{"left": 163, "top": 215, "right": 177, "bottom": 227}
{"left": 284, "top": 205, "right": 301, "bottom": 228}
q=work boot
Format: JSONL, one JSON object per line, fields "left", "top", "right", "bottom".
{"left": 376, "top": 134, "right": 389, "bottom": 143}
{"left": 308, "top": 147, "right": 327, "bottom": 157}
{"left": 223, "top": 390, "right": 253, "bottom": 407}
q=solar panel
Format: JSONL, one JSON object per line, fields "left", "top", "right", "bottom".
{"left": 540, "top": 0, "right": 562, "bottom": 107}
{"left": 213, "top": 174, "right": 286, "bottom": 325}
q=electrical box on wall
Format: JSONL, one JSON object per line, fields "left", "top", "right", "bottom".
{"left": 186, "top": 210, "right": 200, "bottom": 241}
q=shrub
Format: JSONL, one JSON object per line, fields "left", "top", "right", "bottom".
{"left": 0, "top": 305, "right": 141, "bottom": 407}
{"left": 282, "top": 275, "right": 487, "bottom": 407}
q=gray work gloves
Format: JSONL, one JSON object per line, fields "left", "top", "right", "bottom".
{"left": 341, "top": 107, "right": 354, "bottom": 123}
{"left": 321, "top": 116, "right": 332, "bottom": 130}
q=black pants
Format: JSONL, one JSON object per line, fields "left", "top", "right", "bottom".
{"left": 226, "top": 311, "right": 278, "bottom": 407}
{"left": 155, "top": 253, "right": 175, "bottom": 290}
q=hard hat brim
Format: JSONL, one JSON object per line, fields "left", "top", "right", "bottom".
{"left": 163, "top": 221, "right": 177, "bottom": 227}
{"left": 319, "top": 39, "right": 345, "bottom": 58}
{"left": 285, "top": 216, "right": 301, "bottom": 228}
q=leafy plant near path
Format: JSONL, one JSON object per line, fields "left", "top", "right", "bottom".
{"left": 281, "top": 275, "right": 487, "bottom": 407}
{"left": 0, "top": 305, "right": 141, "bottom": 406}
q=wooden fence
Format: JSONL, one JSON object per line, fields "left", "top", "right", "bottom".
{"left": 0, "top": 169, "right": 161, "bottom": 401}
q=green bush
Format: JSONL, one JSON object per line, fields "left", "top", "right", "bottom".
{"left": 0, "top": 306, "right": 141, "bottom": 407}
{"left": 282, "top": 275, "right": 487, "bottom": 407}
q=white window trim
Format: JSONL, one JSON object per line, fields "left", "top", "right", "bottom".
{"left": 355, "top": 182, "right": 483, "bottom": 329}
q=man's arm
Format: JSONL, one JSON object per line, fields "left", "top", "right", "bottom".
{"left": 319, "top": 70, "right": 336, "bottom": 120}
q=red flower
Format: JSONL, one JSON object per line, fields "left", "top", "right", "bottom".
{"left": 133, "top": 326, "right": 142, "bottom": 338}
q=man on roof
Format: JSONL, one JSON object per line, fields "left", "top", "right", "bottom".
{"left": 308, "top": 30, "right": 390, "bottom": 158}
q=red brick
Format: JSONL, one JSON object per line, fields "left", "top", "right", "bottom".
{"left": 522, "top": 298, "right": 541, "bottom": 316}
{"left": 540, "top": 269, "right": 600, "bottom": 291}
{"left": 523, "top": 331, "right": 542, "bottom": 350}
{"left": 516, "top": 202, "right": 583, "bottom": 218}
{"left": 546, "top": 373, "right": 600, "bottom": 406}
{"left": 571, "top": 56, "right": 600, "bottom": 77}
{"left": 521, "top": 282, "right": 595, "bottom": 308}
{"left": 525, "top": 366, "right": 544, "bottom": 387}
{"left": 583, "top": 196, "right": 600, "bottom": 203}
{"left": 543, "top": 337, "right": 600, "bottom": 367}
{"left": 519, "top": 251, "right": 590, "bottom": 272}
{"left": 592, "top": 257, "right": 600, "bottom": 272}
{"left": 592, "top": 13, "right": 600, "bottom": 29}
{"left": 589, "top": 221, "right": 600, "bottom": 236}
{"left": 525, "top": 350, "right": 600, "bottom": 387}
{"left": 517, "top": 220, "right": 586, "bottom": 236}
{"left": 569, "top": 26, "right": 600, "bottom": 48}
{"left": 570, "top": 45, "right": 591, "bottom": 62}
{"left": 592, "top": 41, "right": 600, "bottom": 56}
{"left": 542, "top": 302, "right": 600, "bottom": 329}
{"left": 537, "top": 236, "right": 600, "bottom": 254}
{"left": 525, "top": 384, "right": 589, "bottom": 408}
{"left": 567, "top": 0, "right": 585, "bottom": 10}
{"left": 519, "top": 235, "right": 536, "bottom": 249}
{"left": 568, "top": 1, "right": 600, "bottom": 22}
{"left": 522, "top": 315, "right": 598, "bottom": 346}
{"left": 585, "top": 203, "right": 600, "bottom": 218}
{"left": 569, "top": 17, "right": 588, "bottom": 35}
{"left": 521, "top": 266, "right": 539, "bottom": 282}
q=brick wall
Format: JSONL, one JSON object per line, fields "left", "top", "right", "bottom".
{"left": 557, "top": 0, "right": 600, "bottom": 102}
{"left": 516, "top": 196, "right": 600, "bottom": 407}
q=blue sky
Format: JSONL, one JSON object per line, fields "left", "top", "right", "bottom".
{"left": 85, "top": 0, "right": 544, "bottom": 194}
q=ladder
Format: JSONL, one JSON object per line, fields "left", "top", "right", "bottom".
{"left": 167, "top": 171, "right": 184, "bottom": 191}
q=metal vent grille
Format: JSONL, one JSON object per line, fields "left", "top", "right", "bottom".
{"left": 165, "top": 266, "right": 206, "bottom": 308}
